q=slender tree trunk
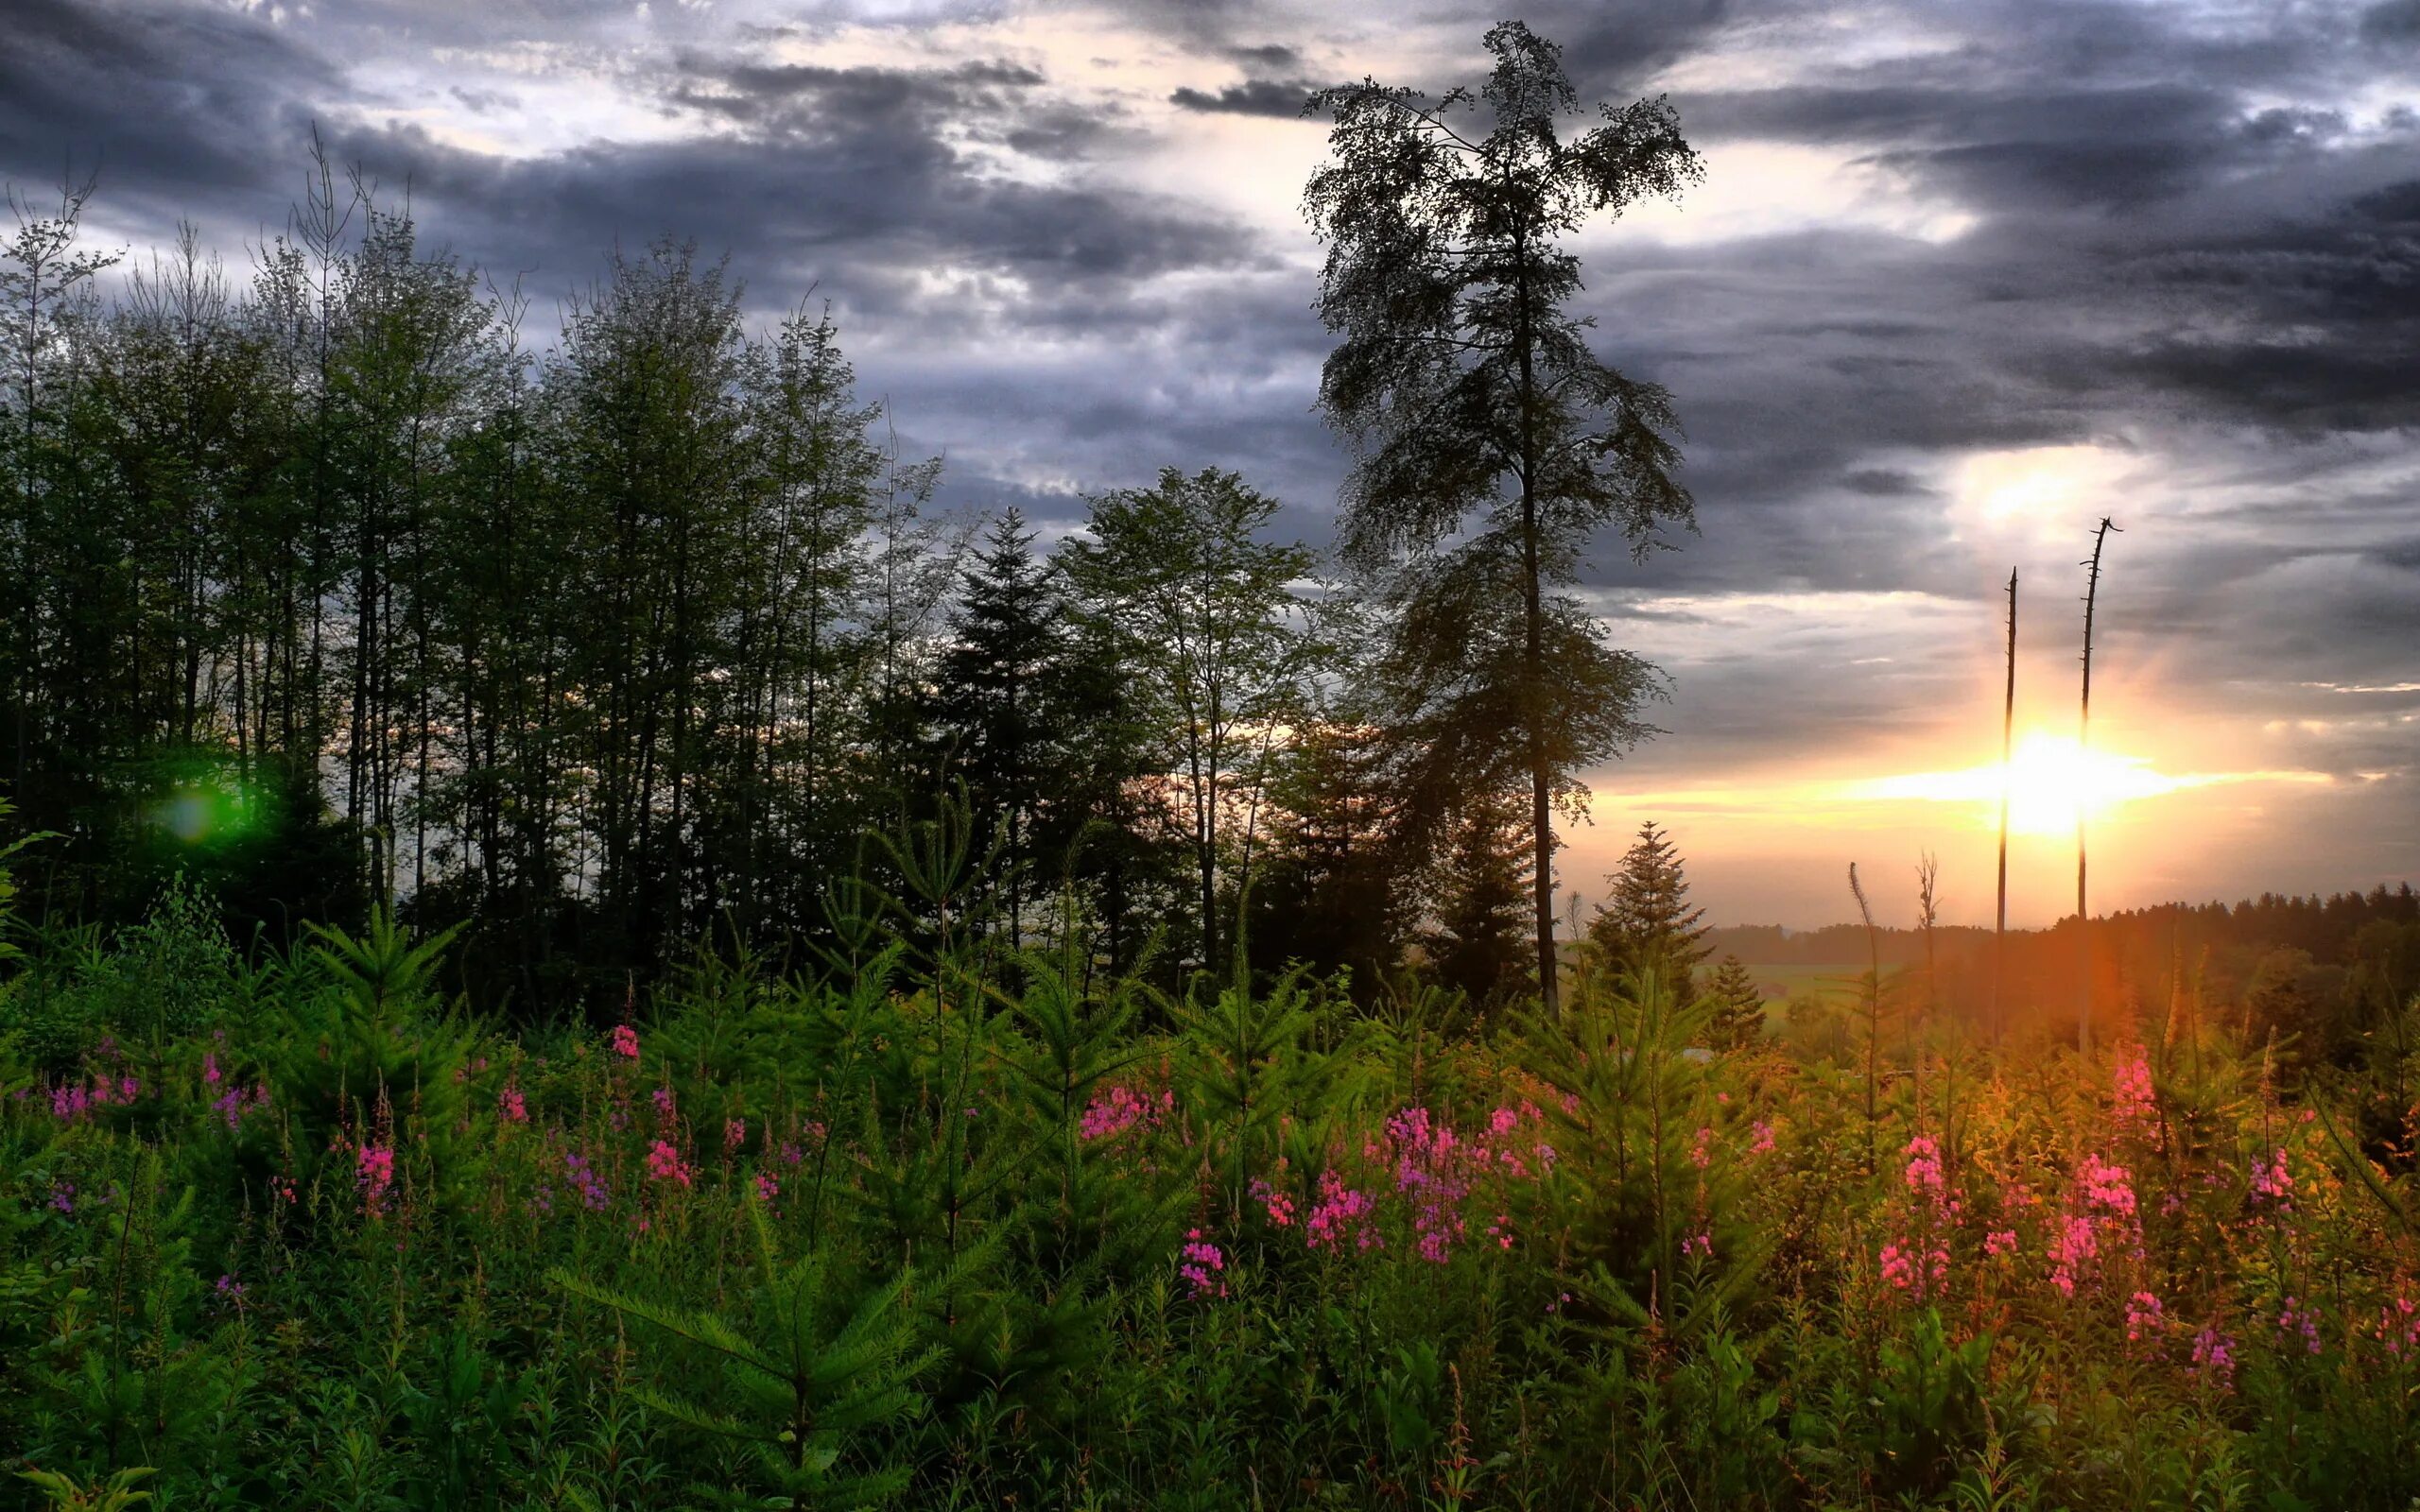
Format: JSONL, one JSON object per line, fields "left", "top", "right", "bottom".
{"left": 2077, "top": 518, "right": 2118, "bottom": 1056}
{"left": 1850, "top": 863, "right": 1882, "bottom": 1174}
{"left": 1996, "top": 568, "right": 2015, "bottom": 1049}
{"left": 1513, "top": 242, "right": 1558, "bottom": 1018}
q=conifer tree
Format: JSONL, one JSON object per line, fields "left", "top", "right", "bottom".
{"left": 1591, "top": 820, "right": 1709, "bottom": 984}
{"left": 930, "top": 509, "right": 1068, "bottom": 948}
{"left": 1425, "top": 792, "right": 1532, "bottom": 1010}
{"left": 1701, "top": 954, "right": 1766, "bottom": 1052}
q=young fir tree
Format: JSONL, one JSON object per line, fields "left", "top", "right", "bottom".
{"left": 1591, "top": 820, "right": 1709, "bottom": 985}
{"left": 1701, "top": 954, "right": 1766, "bottom": 1052}
{"left": 1425, "top": 791, "right": 1532, "bottom": 1011}
{"left": 928, "top": 509, "right": 1069, "bottom": 949}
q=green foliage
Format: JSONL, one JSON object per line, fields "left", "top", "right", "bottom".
{"left": 4, "top": 883, "right": 2420, "bottom": 1509}
{"left": 552, "top": 1206, "right": 936, "bottom": 1508}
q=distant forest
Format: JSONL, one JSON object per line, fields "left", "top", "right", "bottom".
{"left": 1706, "top": 885, "right": 2420, "bottom": 1067}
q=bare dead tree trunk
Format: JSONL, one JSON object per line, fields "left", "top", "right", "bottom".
{"left": 1850, "top": 862, "right": 1880, "bottom": 1177}
{"left": 1996, "top": 569, "right": 2015, "bottom": 1051}
{"left": 2077, "top": 518, "right": 2118, "bottom": 1057}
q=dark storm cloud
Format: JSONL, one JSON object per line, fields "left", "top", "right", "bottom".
{"left": 2362, "top": 0, "right": 2420, "bottom": 43}
{"left": 1168, "top": 77, "right": 1323, "bottom": 117}
{"left": 0, "top": 0, "right": 328, "bottom": 214}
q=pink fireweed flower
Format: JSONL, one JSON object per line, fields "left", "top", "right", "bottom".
{"left": 564, "top": 1151, "right": 611, "bottom": 1210}
{"left": 497, "top": 1084, "right": 528, "bottom": 1124}
{"left": 724, "top": 1117, "right": 747, "bottom": 1153}
{"left": 2375, "top": 1297, "right": 2420, "bottom": 1358}
{"left": 356, "top": 1144, "right": 396, "bottom": 1216}
{"left": 2111, "top": 1048, "right": 2154, "bottom": 1126}
{"left": 202, "top": 1052, "right": 223, "bottom": 1086}
{"left": 1682, "top": 1229, "right": 1713, "bottom": 1260}
{"left": 47, "top": 1180, "right": 74, "bottom": 1213}
{"left": 1305, "top": 1170, "right": 1380, "bottom": 1252}
{"left": 2048, "top": 1214, "right": 2098, "bottom": 1297}
{"left": 1178, "top": 1228, "right": 1227, "bottom": 1298}
{"left": 212, "top": 1083, "right": 270, "bottom": 1130}
{"left": 610, "top": 1024, "right": 640, "bottom": 1060}
{"left": 650, "top": 1085, "right": 677, "bottom": 1122}
{"left": 2190, "top": 1327, "right": 2237, "bottom": 1390}
{"left": 1903, "top": 1136, "right": 1945, "bottom": 1195}
{"left": 1689, "top": 1126, "right": 1714, "bottom": 1171}
{"left": 646, "top": 1140, "right": 693, "bottom": 1188}
{"left": 2277, "top": 1296, "right": 2323, "bottom": 1354}
{"left": 1079, "top": 1084, "right": 1160, "bottom": 1142}
{"left": 2251, "top": 1147, "right": 2293, "bottom": 1207}
{"left": 753, "top": 1172, "right": 780, "bottom": 1202}
{"left": 2078, "top": 1155, "right": 2136, "bottom": 1217}
{"left": 1249, "top": 1176, "right": 1297, "bottom": 1228}
{"left": 1879, "top": 1240, "right": 1947, "bottom": 1295}
{"left": 2126, "top": 1291, "right": 2165, "bottom": 1344}
{"left": 1984, "top": 1228, "right": 2018, "bottom": 1259}
{"left": 1749, "top": 1121, "right": 1776, "bottom": 1157}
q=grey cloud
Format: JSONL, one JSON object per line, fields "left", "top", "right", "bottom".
{"left": 1841, "top": 469, "right": 1933, "bottom": 497}
{"left": 1168, "top": 77, "right": 1323, "bottom": 117}
{"left": 2362, "top": 0, "right": 2420, "bottom": 43}
{"left": 0, "top": 0, "right": 330, "bottom": 215}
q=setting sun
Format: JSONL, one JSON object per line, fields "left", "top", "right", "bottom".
{"left": 1857, "top": 732, "right": 2258, "bottom": 836}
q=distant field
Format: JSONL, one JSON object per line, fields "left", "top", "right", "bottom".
{"left": 1731, "top": 963, "right": 1868, "bottom": 1003}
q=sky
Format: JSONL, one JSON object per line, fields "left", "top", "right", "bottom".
{"left": 4, "top": 0, "right": 2415, "bottom": 929}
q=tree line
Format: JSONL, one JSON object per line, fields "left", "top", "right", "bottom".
{"left": 1, "top": 25, "right": 1709, "bottom": 1016}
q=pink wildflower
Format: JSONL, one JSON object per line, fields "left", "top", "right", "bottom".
{"left": 2251, "top": 1147, "right": 2293, "bottom": 1207}
{"left": 2112, "top": 1048, "right": 2154, "bottom": 1126}
{"left": 2277, "top": 1296, "right": 2322, "bottom": 1354}
{"left": 2126, "top": 1291, "right": 2165, "bottom": 1344}
{"left": 1079, "top": 1085, "right": 1159, "bottom": 1142}
{"left": 1305, "top": 1170, "right": 1380, "bottom": 1252}
{"left": 724, "top": 1117, "right": 747, "bottom": 1153}
{"left": 2375, "top": 1297, "right": 2419, "bottom": 1358}
{"left": 1903, "top": 1136, "right": 1945, "bottom": 1195}
{"left": 564, "top": 1151, "right": 611, "bottom": 1210}
{"left": 497, "top": 1084, "right": 528, "bottom": 1124}
{"left": 646, "top": 1140, "right": 693, "bottom": 1188}
{"left": 356, "top": 1144, "right": 396, "bottom": 1216}
{"left": 611, "top": 1024, "right": 640, "bottom": 1060}
{"left": 1249, "top": 1176, "right": 1297, "bottom": 1228}
{"left": 1179, "top": 1228, "right": 1227, "bottom": 1298}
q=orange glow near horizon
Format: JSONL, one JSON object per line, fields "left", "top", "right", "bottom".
{"left": 1576, "top": 727, "right": 2342, "bottom": 926}
{"left": 1845, "top": 730, "right": 2315, "bottom": 837}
